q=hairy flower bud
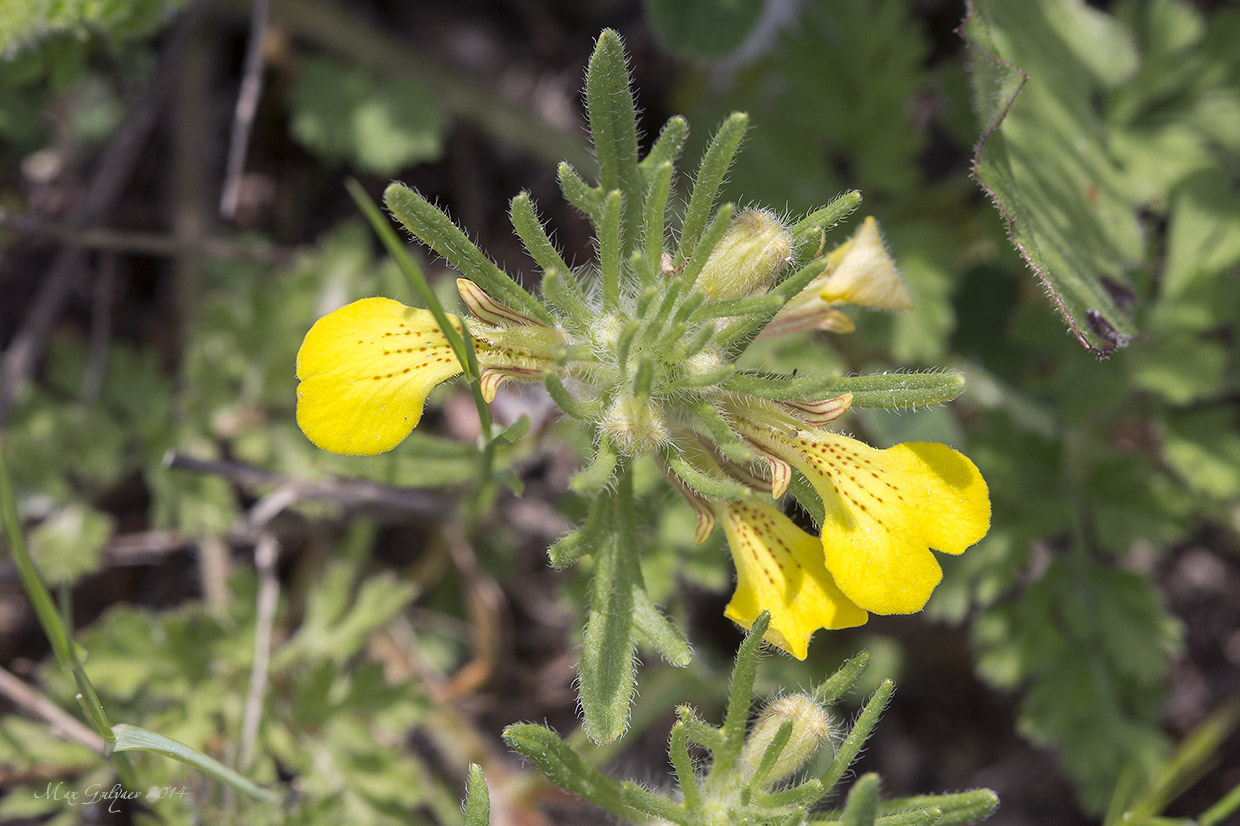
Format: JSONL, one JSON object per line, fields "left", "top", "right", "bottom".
{"left": 601, "top": 395, "right": 670, "bottom": 456}
{"left": 696, "top": 210, "right": 792, "bottom": 301}
{"left": 740, "top": 694, "right": 832, "bottom": 787}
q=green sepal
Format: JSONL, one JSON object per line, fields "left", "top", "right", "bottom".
{"left": 661, "top": 448, "right": 750, "bottom": 502}
{"left": 672, "top": 289, "right": 708, "bottom": 324}
{"left": 632, "top": 584, "right": 692, "bottom": 667}
{"left": 841, "top": 773, "right": 880, "bottom": 826}
{"left": 674, "top": 321, "right": 718, "bottom": 362}
{"left": 585, "top": 29, "right": 643, "bottom": 240}
{"left": 677, "top": 704, "right": 726, "bottom": 752}
{"left": 540, "top": 267, "right": 591, "bottom": 324}
{"left": 723, "top": 369, "right": 844, "bottom": 402}
{"left": 463, "top": 763, "right": 491, "bottom": 826}
{"left": 679, "top": 202, "right": 736, "bottom": 286}
{"left": 677, "top": 112, "right": 748, "bottom": 264}
{"left": 642, "top": 160, "right": 674, "bottom": 283}
{"left": 788, "top": 470, "right": 825, "bottom": 528}
{"left": 486, "top": 417, "right": 526, "bottom": 447}
{"left": 830, "top": 372, "right": 966, "bottom": 409}
{"left": 878, "top": 789, "right": 999, "bottom": 826}
{"left": 621, "top": 781, "right": 686, "bottom": 823}
{"left": 600, "top": 189, "right": 624, "bottom": 309}
{"left": 670, "top": 363, "right": 735, "bottom": 391}
{"left": 790, "top": 191, "right": 863, "bottom": 254}
{"left": 716, "top": 256, "right": 831, "bottom": 351}
{"left": 558, "top": 161, "right": 604, "bottom": 220}
{"left": 669, "top": 722, "right": 704, "bottom": 810}
{"left": 384, "top": 183, "right": 551, "bottom": 323}
{"left": 632, "top": 355, "right": 656, "bottom": 397}
{"left": 746, "top": 719, "right": 795, "bottom": 790}
{"left": 510, "top": 192, "right": 572, "bottom": 279}
{"left": 691, "top": 400, "right": 753, "bottom": 463}
{"left": 819, "top": 680, "right": 895, "bottom": 794}
{"left": 579, "top": 473, "right": 639, "bottom": 744}
{"left": 715, "top": 611, "right": 771, "bottom": 775}
{"left": 547, "top": 492, "right": 608, "bottom": 569}
{"left": 569, "top": 437, "right": 619, "bottom": 495}
{"left": 501, "top": 724, "right": 632, "bottom": 818}
{"left": 815, "top": 651, "right": 871, "bottom": 706}
{"left": 756, "top": 779, "right": 825, "bottom": 809}
{"left": 692, "top": 293, "right": 785, "bottom": 320}
{"left": 640, "top": 115, "right": 688, "bottom": 178}
{"left": 544, "top": 373, "right": 601, "bottom": 421}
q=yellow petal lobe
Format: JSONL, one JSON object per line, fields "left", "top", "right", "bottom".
{"left": 796, "top": 435, "right": 990, "bottom": 614}
{"left": 819, "top": 217, "right": 913, "bottom": 311}
{"left": 296, "top": 297, "right": 465, "bottom": 455}
{"left": 718, "top": 498, "right": 868, "bottom": 659}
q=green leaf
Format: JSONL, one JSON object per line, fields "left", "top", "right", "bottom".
{"left": 578, "top": 482, "right": 638, "bottom": 744}
{"left": 840, "top": 773, "right": 880, "bottom": 826}
{"left": 963, "top": 0, "right": 1144, "bottom": 354}
{"left": 463, "top": 764, "right": 491, "bottom": 826}
{"left": 28, "top": 503, "right": 114, "bottom": 585}
{"left": 1161, "top": 409, "right": 1240, "bottom": 500}
{"left": 384, "top": 183, "right": 551, "bottom": 323}
{"left": 501, "top": 724, "right": 633, "bottom": 819}
{"left": 677, "top": 112, "right": 747, "bottom": 264}
{"left": 290, "top": 55, "right": 448, "bottom": 175}
{"left": 972, "top": 558, "right": 1182, "bottom": 812}
{"left": 111, "top": 724, "right": 278, "bottom": 803}
{"left": 631, "top": 584, "right": 693, "bottom": 667}
{"left": 644, "top": 0, "right": 765, "bottom": 60}
{"left": 585, "top": 30, "right": 643, "bottom": 242}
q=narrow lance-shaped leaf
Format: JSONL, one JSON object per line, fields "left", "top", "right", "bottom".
{"left": 677, "top": 112, "right": 748, "bottom": 264}
{"left": 578, "top": 473, "right": 638, "bottom": 744}
{"left": 502, "top": 724, "right": 634, "bottom": 819}
{"left": 463, "top": 764, "right": 491, "bottom": 826}
{"left": 640, "top": 115, "right": 689, "bottom": 178}
{"left": 586, "top": 29, "right": 644, "bottom": 243}
{"left": 840, "top": 773, "right": 881, "bottom": 826}
{"left": 510, "top": 192, "right": 573, "bottom": 278}
{"left": 384, "top": 183, "right": 551, "bottom": 323}
{"left": 642, "top": 160, "right": 674, "bottom": 284}
{"left": 632, "top": 583, "right": 693, "bottom": 667}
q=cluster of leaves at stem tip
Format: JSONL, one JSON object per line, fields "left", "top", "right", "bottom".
{"left": 295, "top": 27, "right": 989, "bottom": 746}
{"left": 463, "top": 612, "right": 997, "bottom": 826}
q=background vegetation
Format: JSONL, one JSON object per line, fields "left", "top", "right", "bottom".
{"left": 0, "top": 0, "right": 1236, "bottom": 824}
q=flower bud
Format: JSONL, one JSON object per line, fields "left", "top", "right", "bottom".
{"left": 696, "top": 210, "right": 792, "bottom": 301}
{"left": 601, "top": 395, "right": 670, "bottom": 456}
{"left": 740, "top": 694, "right": 832, "bottom": 787}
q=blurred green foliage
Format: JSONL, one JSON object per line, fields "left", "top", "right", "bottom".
{"left": 0, "top": 0, "right": 1237, "bottom": 822}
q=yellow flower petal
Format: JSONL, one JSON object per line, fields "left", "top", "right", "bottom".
{"left": 792, "top": 434, "right": 990, "bottom": 614}
{"left": 718, "top": 497, "right": 868, "bottom": 659}
{"left": 296, "top": 297, "right": 466, "bottom": 455}
{"left": 818, "top": 217, "right": 913, "bottom": 311}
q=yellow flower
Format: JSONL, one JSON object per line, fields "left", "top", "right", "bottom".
{"left": 732, "top": 406, "right": 990, "bottom": 615}
{"left": 296, "top": 284, "right": 560, "bottom": 456}
{"left": 715, "top": 496, "right": 867, "bottom": 659}
{"left": 758, "top": 216, "right": 911, "bottom": 340}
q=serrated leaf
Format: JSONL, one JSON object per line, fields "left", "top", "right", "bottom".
{"left": 28, "top": 503, "right": 114, "bottom": 585}
{"left": 290, "top": 55, "right": 448, "bottom": 175}
{"left": 963, "top": 0, "right": 1144, "bottom": 355}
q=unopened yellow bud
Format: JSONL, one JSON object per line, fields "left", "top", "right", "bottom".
{"left": 696, "top": 210, "right": 792, "bottom": 301}
{"left": 740, "top": 694, "right": 832, "bottom": 787}
{"left": 601, "top": 395, "right": 670, "bottom": 456}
